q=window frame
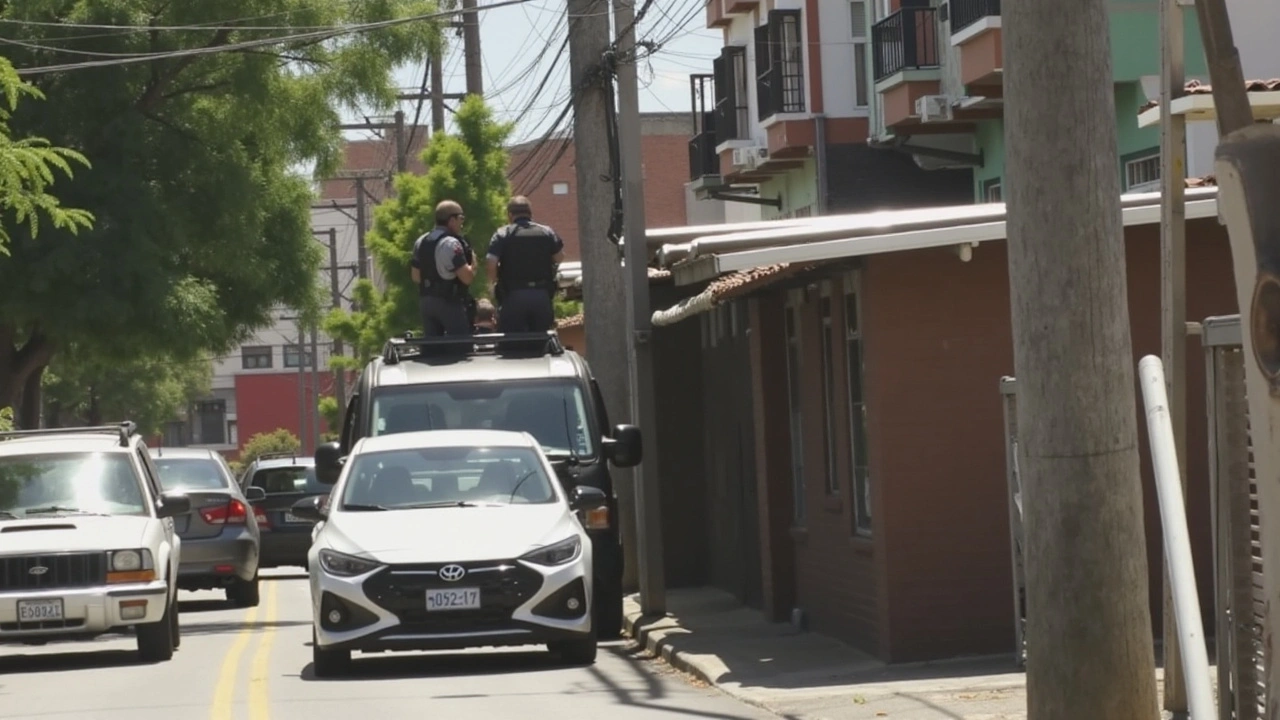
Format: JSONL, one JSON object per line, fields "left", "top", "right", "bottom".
{"left": 241, "top": 345, "right": 272, "bottom": 370}
{"left": 851, "top": 0, "right": 870, "bottom": 108}
{"left": 1123, "top": 149, "right": 1161, "bottom": 193}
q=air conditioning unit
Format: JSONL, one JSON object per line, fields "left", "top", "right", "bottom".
{"left": 915, "top": 95, "right": 954, "bottom": 123}
{"left": 732, "top": 145, "right": 769, "bottom": 169}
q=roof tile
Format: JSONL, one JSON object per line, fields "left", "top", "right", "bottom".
{"left": 1139, "top": 79, "right": 1280, "bottom": 112}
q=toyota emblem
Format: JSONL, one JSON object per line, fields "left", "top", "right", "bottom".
{"left": 28, "top": 566, "right": 48, "bottom": 576}
{"left": 438, "top": 564, "right": 466, "bottom": 582}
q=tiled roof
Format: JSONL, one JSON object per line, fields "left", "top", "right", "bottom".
{"left": 705, "top": 264, "right": 808, "bottom": 302}
{"left": 1139, "top": 79, "right": 1280, "bottom": 112}
{"left": 1185, "top": 175, "right": 1216, "bottom": 188}
{"left": 557, "top": 313, "right": 584, "bottom": 330}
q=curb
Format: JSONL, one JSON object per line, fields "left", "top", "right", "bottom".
{"left": 623, "top": 608, "right": 719, "bottom": 688}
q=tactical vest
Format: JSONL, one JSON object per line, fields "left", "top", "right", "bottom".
{"left": 415, "top": 227, "right": 472, "bottom": 299}
{"left": 497, "top": 220, "right": 558, "bottom": 290}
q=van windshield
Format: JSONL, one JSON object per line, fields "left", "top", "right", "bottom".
{"left": 370, "top": 379, "right": 595, "bottom": 458}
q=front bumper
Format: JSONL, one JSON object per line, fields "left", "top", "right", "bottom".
{"left": 311, "top": 553, "right": 593, "bottom": 653}
{"left": 0, "top": 581, "right": 171, "bottom": 642}
{"left": 177, "top": 528, "right": 259, "bottom": 586}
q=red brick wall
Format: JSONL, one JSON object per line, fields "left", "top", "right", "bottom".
{"left": 234, "top": 372, "right": 337, "bottom": 457}
{"left": 861, "top": 219, "right": 1234, "bottom": 661}
{"left": 507, "top": 131, "right": 691, "bottom": 262}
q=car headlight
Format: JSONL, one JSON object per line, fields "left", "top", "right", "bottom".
{"left": 318, "top": 548, "right": 383, "bottom": 577}
{"left": 520, "top": 536, "right": 582, "bottom": 566}
{"left": 110, "top": 549, "right": 153, "bottom": 572}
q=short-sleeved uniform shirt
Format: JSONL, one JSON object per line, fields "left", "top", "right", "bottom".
{"left": 411, "top": 228, "right": 469, "bottom": 292}
{"left": 486, "top": 219, "right": 565, "bottom": 266}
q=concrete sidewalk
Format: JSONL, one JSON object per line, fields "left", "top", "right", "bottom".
{"left": 624, "top": 588, "right": 1181, "bottom": 719}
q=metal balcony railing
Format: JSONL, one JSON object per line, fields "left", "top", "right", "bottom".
{"left": 872, "top": 7, "right": 940, "bottom": 82}
{"left": 950, "top": 0, "right": 1001, "bottom": 36}
{"left": 688, "top": 131, "right": 720, "bottom": 181}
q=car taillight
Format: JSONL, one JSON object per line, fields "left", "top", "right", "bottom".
{"left": 201, "top": 499, "right": 249, "bottom": 525}
{"left": 254, "top": 504, "right": 271, "bottom": 530}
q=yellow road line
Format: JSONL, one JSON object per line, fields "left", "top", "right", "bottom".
{"left": 248, "top": 579, "right": 280, "bottom": 720}
{"left": 209, "top": 597, "right": 263, "bottom": 720}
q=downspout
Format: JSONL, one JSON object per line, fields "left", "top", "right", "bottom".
{"left": 815, "top": 114, "right": 829, "bottom": 214}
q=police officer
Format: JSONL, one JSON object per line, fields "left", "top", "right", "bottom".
{"left": 411, "top": 199, "right": 476, "bottom": 337}
{"left": 486, "top": 196, "right": 565, "bottom": 333}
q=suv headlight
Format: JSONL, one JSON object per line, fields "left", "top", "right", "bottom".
{"left": 109, "top": 549, "right": 153, "bottom": 572}
{"left": 520, "top": 536, "right": 582, "bottom": 566}
{"left": 318, "top": 548, "right": 382, "bottom": 577}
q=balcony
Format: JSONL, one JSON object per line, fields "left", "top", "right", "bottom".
{"left": 689, "top": 133, "right": 720, "bottom": 182}
{"left": 950, "top": 0, "right": 1001, "bottom": 40}
{"left": 949, "top": 0, "right": 1002, "bottom": 87}
{"left": 688, "top": 73, "right": 722, "bottom": 188}
{"left": 872, "top": 7, "right": 940, "bottom": 84}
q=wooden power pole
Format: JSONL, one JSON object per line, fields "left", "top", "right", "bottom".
{"left": 430, "top": 50, "right": 446, "bottom": 132}
{"left": 567, "top": 0, "right": 642, "bottom": 599}
{"left": 612, "top": 0, "right": 665, "bottom": 615}
{"left": 461, "top": 0, "right": 484, "bottom": 96}
{"left": 1003, "top": 0, "right": 1161, "bottom": 716}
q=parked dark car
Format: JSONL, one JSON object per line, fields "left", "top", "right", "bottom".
{"left": 237, "top": 453, "right": 328, "bottom": 570}
{"left": 149, "top": 447, "right": 263, "bottom": 607}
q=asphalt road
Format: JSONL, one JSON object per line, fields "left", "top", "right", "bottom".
{"left": 0, "top": 570, "right": 777, "bottom": 720}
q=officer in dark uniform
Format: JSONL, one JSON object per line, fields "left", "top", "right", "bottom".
{"left": 485, "top": 196, "right": 565, "bottom": 333}
{"left": 411, "top": 199, "right": 476, "bottom": 337}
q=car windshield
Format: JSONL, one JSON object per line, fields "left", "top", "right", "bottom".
{"left": 370, "top": 379, "right": 595, "bottom": 458}
{"left": 250, "top": 465, "right": 326, "bottom": 495}
{"left": 340, "top": 445, "right": 556, "bottom": 510}
{"left": 0, "top": 452, "right": 147, "bottom": 518}
{"left": 151, "top": 457, "right": 230, "bottom": 492}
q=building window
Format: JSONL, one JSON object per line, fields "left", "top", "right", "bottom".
{"left": 552, "top": 182, "right": 570, "bottom": 195}
{"left": 284, "top": 344, "right": 313, "bottom": 368}
{"left": 851, "top": 1, "right": 869, "bottom": 108}
{"left": 844, "top": 273, "right": 871, "bottom": 536}
{"left": 819, "top": 286, "right": 838, "bottom": 494}
{"left": 983, "top": 178, "right": 1003, "bottom": 202}
{"left": 784, "top": 296, "right": 806, "bottom": 524}
{"left": 713, "top": 46, "right": 750, "bottom": 143}
{"left": 1124, "top": 151, "right": 1161, "bottom": 192}
{"left": 755, "top": 10, "right": 807, "bottom": 121}
{"left": 194, "top": 400, "right": 227, "bottom": 446}
{"left": 162, "top": 421, "right": 187, "bottom": 447}
{"left": 241, "top": 346, "right": 272, "bottom": 370}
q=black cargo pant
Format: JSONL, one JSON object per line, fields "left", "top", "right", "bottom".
{"left": 419, "top": 295, "right": 472, "bottom": 337}
{"left": 498, "top": 288, "right": 555, "bottom": 333}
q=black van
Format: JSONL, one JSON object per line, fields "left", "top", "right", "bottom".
{"left": 314, "top": 331, "right": 642, "bottom": 638}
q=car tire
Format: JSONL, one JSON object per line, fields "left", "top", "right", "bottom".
{"left": 171, "top": 597, "right": 181, "bottom": 650}
{"left": 550, "top": 631, "right": 598, "bottom": 665}
{"left": 230, "top": 574, "right": 261, "bottom": 608}
{"left": 594, "top": 582, "right": 624, "bottom": 640}
{"left": 311, "top": 627, "right": 350, "bottom": 678}
{"left": 137, "top": 599, "right": 176, "bottom": 662}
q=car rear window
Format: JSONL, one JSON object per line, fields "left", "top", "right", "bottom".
{"left": 250, "top": 465, "right": 326, "bottom": 494}
{"left": 152, "top": 457, "right": 230, "bottom": 492}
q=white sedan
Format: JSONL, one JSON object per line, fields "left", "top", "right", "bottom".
{"left": 293, "top": 428, "right": 607, "bottom": 677}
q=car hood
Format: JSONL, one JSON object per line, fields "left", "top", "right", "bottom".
{"left": 323, "top": 504, "right": 578, "bottom": 563}
{"left": 0, "top": 515, "right": 150, "bottom": 554}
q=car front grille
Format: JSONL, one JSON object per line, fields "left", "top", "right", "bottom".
{"left": 0, "top": 552, "right": 108, "bottom": 592}
{"left": 362, "top": 560, "right": 544, "bottom": 631}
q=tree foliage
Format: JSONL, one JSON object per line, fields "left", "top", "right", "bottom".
{"left": 318, "top": 395, "right": 341, "bottom": 438}
{"left": 238, "top": 428, "right": 301, "bottom": 467}
{"left": 325, "top": 96, "right": 513, "bottom": 364}
{"left": 0, "top": 1, "right": 443, "bottom": 416}
{"left": 0, "top": 56, "right": 93, "bottom": 256}
{"left": 41, "top": 349, "right": 212, "bottom": 436}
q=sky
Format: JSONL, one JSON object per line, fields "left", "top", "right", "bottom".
{"left": 341, "top": 0, "right": 722, "bottom": 145}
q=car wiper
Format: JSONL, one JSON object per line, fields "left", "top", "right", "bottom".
{"left": 0, "top": 511, "right": 17, "bottom": 519}
{"left": 341, "top": 503, "right": 389, "bottom": 511}
{"left": 395, "top": 500, "right": 483, "bottom": 509}
{"left": 24, "top": 506, "right": 107, "bottom": 516}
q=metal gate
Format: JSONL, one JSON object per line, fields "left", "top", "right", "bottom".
{"left": 1203, "top": 314, "right": 1265, "bottom": 720}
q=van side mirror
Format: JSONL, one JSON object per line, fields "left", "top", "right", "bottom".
{"left": 244, "top": 486, "right": 267, "bottom": 502}
{"left": 604, "top": 424, "right": 642, "bottom": 468}
{"left": 315, "top": 442, "right": 343, "bottom": 485}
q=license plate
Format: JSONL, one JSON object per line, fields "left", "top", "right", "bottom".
{"left": 425, "top": 588, "right": 480, "bottom": 611}
{"left": 17, "top": 599, "right": 64, "bottom": 623}
{"left": 284, "top": 512, "right": 309, "bottom": 524}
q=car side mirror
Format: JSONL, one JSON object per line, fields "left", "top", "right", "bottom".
{"left": 604, "top": 424, "right": 642, "bottom": 468}
{"left": 156, "top": 492, "right": 192, "bottom": 519}
{"left": 315, "top": 442, "right": 343, "bottom": 485}
{"left": 290, "top": 495, "right": 327, "bottom": 522}
{"left": 244, "top": 486, "right": 267, "bottom": 502}
{"left": 570, "top": 484, "right": 608, "bottom": 510}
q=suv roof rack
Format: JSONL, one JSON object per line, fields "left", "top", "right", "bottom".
{"left": 0, "top": 421, "right": 138, "bottom": 448}
{"left": 381, "top": 330, "right": 565, "bottom": 364}
{"left": 253, "top": 451, "right": 302, "bottom": 463}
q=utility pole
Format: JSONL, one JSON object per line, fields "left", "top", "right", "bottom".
{"left": 461, "top": 0, "right": 484, "bottom": 96}
{"left": 354, "top": 177, "right": 369, "bottom": 282}
{"left": 294, "top": 318, "right": 307, "bottom": 451}
{"left": 1004, "top": 0, "right": 1160, "bottom": 716}
{"left": 567, "top": 0, "right": 642, "bottom": 600}
{"left": 325, "top": 228, "right": 347, "bottom": 406}
{"left": 394, "top": 110, "right": 408, "bottom": 173}
{"left": 612, "top": 0, "right": 665, "bottom": 615}
{"left": 1157, "top": 0, "right": 1189, "bottom": 713}
{"left": 430, "top": 51, "right": 446, "bottom": 132}
{"left": 310, "top": 324, "right": 321, "bottom": 451}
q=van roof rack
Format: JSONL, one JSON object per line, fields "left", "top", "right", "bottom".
{"left": 0, "top": 421, "right": 138, "bottom": 448}
{"left": 254, "top": 451, "right": 301, "bottom": 463}
{"left": 381, "top": 331, "right": 565, "bottom": 365}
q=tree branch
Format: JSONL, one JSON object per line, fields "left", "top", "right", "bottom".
{"left": 160, "top": 81, "right": 233, "bottom": 101}
{"left": 135, "top": 29, "right": 233, "bottom": 113}
{"left": 140, "top": 111, "right": 201, "bottom": 144}
{"left": 12, "top": 330, "right": 54, "bottom": 384}
{"left": 232, "top": 49, "right": 329, "bottom": 66}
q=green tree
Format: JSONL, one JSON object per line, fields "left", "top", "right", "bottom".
{"left": 0, "top": 1, "right": 443, "bottom": 422}
{"left": 318, "top": 395, "right": 342, "bottom": 439}
{"left": 239, "top": 428, "right": 302, "bottom": 467}
{"left": 0, "top": 56, "right": 93, "bottom": 256}
{"left": 41, "top": 349, "right": 211, "bottom": 436}
{"left": 325, "top": 95, "right": 513, "bottom": 364}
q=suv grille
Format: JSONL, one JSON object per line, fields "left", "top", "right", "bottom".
{"left": 362, "top": 560, "right": 544, "bottom": 632}
{"left": 0, "top": 552, "right": 108, "bottom": 591}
